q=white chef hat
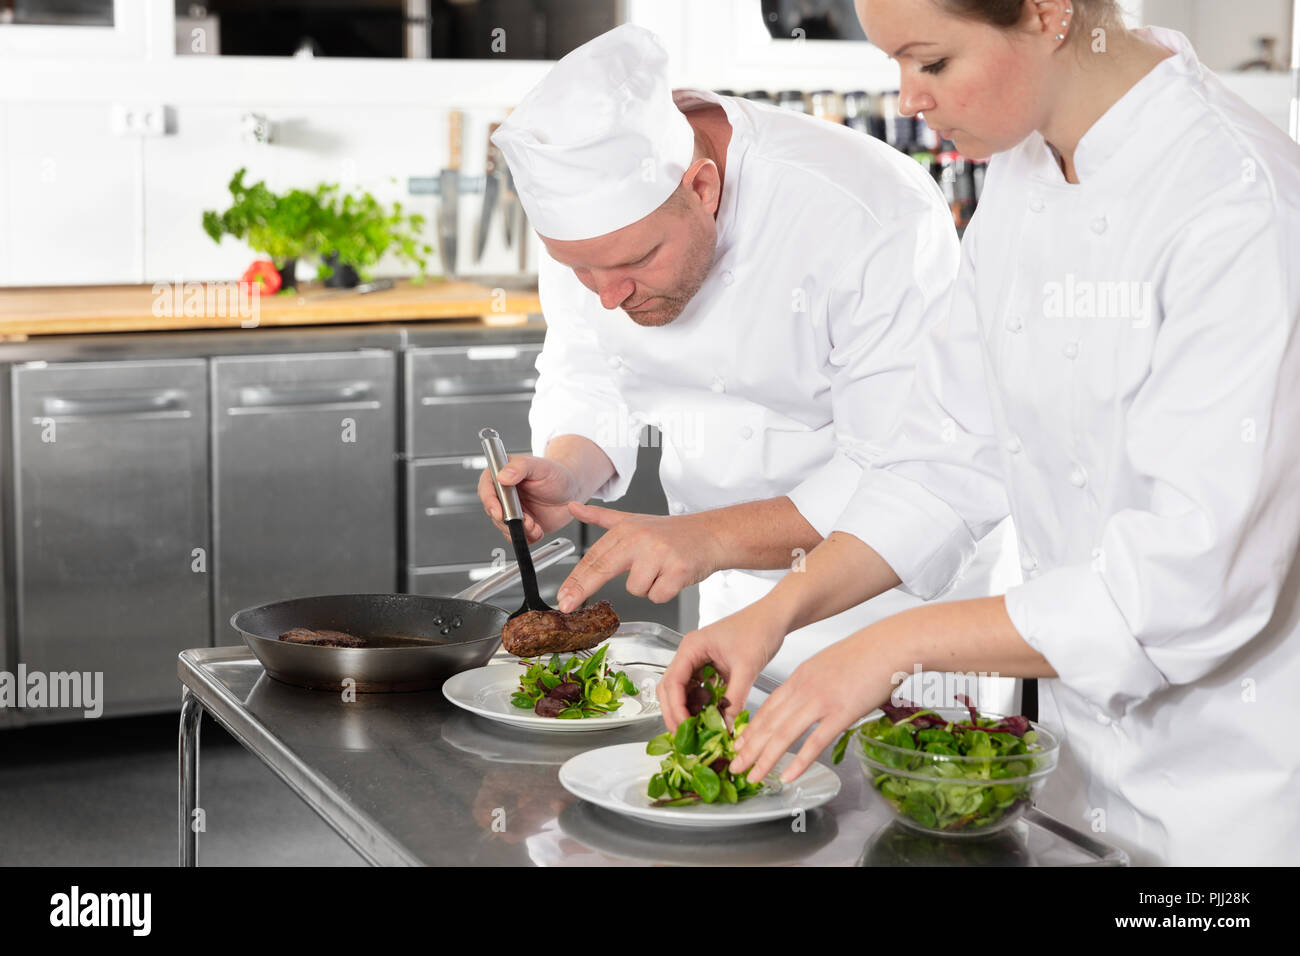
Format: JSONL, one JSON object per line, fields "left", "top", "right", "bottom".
{"left": 491, "top": 24, "right": 696, "bottom": 241}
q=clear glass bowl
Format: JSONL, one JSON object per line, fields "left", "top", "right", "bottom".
{"left": 851, "top": 707, "right": 1060, "bottom": 838}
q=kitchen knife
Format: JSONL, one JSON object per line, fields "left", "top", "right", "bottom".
{"left": 438, "top": 108, "right": 462, "bottom": 278}
{"left": 517, "top": 203, "right": 529, "bottom": 273}
{"left": 501, "top": 163, "right": 518, "bottom": 249}
{"left": 474, "top": 122, "right": 503, "bottom": 264}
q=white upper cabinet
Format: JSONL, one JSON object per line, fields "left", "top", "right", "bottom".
{"left": 0, "top": 0, "right": 155, "bottom": 59}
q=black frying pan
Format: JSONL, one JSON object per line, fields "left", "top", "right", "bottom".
{"left": 231, "top": 538, "right": 575, "bottom": 692}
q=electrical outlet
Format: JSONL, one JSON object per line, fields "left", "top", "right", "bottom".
{"left": 110, "top": 103, "right": 169, "bottom": 137}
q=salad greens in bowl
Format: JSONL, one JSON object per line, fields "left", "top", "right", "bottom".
{"left": 833, "top": 697, "right": 1059, "bottom": 837}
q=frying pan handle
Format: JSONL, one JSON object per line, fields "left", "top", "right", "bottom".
{"left": 479, "top": 426, "right": 524, "bottom": 522}
{"left": 454, "top": 537, "right": 576, "bottom": 602}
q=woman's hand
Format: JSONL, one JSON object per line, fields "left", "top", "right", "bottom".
{"left": 477, "top": 454, "right": 584, "bottom": 543}
{"left": 731, "top": 597, "right": 1056, "bottom": 785}
{"left": 730, "top": 625, "right": 901, "bottom": 786}
{"left": 659, "top": 602, "right": 787, "bottom": 730}
{"left": 554, "top": 504, "right": 726, "bottom": 612}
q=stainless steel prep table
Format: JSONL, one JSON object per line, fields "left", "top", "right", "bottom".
{"left": 177, "top": 623, "right": 1128, "bottom": 867}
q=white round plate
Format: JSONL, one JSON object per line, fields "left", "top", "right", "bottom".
{"left": 558, "top": 742, "right": 841, "bottom": 827}
{"left": 442, "top": 662, "right": 664, "bottom": 733}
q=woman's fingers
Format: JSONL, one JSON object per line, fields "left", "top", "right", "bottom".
{"left": 781, "top": 719, "right": 847, "bottom": 784}
{"left": 719, "top": 661, "right": 761, "bottom": 727}
{"left": 660, "top": 636, "right": 712, "bottom": 729}
{"left": 738, "top": 699, "right": 820, "bottom": 786}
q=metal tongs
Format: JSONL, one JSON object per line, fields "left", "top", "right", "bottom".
{"left": 479, "top": 426, "right": 557, "bottom": 621}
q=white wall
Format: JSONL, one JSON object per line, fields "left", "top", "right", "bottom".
{"left": 1143, "top": 0, "right": 1294, "bottom": 71}
{"left": 0, "top": 0, "right": 1294, "bottom": 287}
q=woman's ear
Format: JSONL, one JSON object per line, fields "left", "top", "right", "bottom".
{"left": 1027, "top": 0, "right": 1074, "bottom": 44}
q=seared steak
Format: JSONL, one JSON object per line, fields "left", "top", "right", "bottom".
{"left": 501, "top": 600, "right": 619, "bottom": 657}
{"left": 278, "top": 627, "right": 367, "bottom": 648}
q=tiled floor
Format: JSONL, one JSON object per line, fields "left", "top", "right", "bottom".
{"left": 0, "top": 712, "right": 365, "bottom": 866}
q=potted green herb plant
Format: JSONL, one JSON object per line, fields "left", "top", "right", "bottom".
{"left": 201, "top": 168, "right": 328, "bottom": 291}
{"left": 314, "top": 182, "right": 432, "bottom": 288}
{"left": 203, "top": 169, "right": 434, "bottom": 291}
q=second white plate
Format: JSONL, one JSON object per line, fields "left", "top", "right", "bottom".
{"left": 558, "top": 742, "right": 842, "bottom": 827}
{"left": 442, "top": 661, "right": 664, "bottom": 733}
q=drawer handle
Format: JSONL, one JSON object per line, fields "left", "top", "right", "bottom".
{"left": 467, "top": 346, "right": 521, "bottom": 361}
{"left": 41, "top": 390, "right": 186, "bottom": 419}
{"left": 433, "top": 488, "right": 481, "bottom": 507}
{"left": 426, "top": 377, "right": 537, "bottom": 397}
{"left": 231, "top": 381, "right": 378, "bottom": 411}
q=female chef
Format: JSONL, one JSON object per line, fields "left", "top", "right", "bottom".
{"left": 661, "top": 0, "right": 1300, "bottom": 866}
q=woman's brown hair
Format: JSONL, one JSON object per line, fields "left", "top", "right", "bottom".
{"left": 933, "top": 0, "right": 1121, "bottom": 34}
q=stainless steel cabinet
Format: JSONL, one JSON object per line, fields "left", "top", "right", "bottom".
{"left": 10, "top": 359, "right": 210, "bottom": 717}
{"left": 404, "top": 340, "right": 549, "bottom": 592}
{"left": 211, "top": 351, "right": 398, "bottom": 643}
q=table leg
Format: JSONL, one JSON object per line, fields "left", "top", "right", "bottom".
{"left": 179, "top": 689, "right": 203, "bottom": 867}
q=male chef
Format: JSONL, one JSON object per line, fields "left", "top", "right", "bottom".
{"left": 478, "top": 23, "right": 1016, "bottom": 681}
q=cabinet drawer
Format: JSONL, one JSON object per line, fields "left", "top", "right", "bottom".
{"left": 404, "top": 344, "right": 539, "bottom": 457}
{"left": 406, "top": 392, "right": 532, "bottom": 458}
{"left": 407, "top": 344, "right": 542, "bottom": 397}
{"left": 407, "top": 455, "right": 558, "bottom": 568}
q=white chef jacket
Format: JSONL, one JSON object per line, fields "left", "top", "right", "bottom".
{"left": 531, "top": 88, "right": 1018, "bottom": 682}
{"left": 832, "top": 27, "right": 1300, "bottom": 865}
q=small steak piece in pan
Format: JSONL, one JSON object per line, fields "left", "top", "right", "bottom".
{"left": 278, "top": 627, "right": 367, "bottom": 648}
{"left": 501, "top": 600, "right": 620, "bottom": 657}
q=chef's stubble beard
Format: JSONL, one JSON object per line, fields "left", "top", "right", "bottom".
{"left": 623, "top": 216, "right": 718, "bottom": 328}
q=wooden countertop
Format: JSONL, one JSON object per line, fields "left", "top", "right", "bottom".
{"left": 0, "top": 279, "right": 541, "bottom": 338}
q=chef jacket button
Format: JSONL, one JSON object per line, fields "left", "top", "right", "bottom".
{"left": 670, "top": 502, "right": 686, "bottom": 515}
{"left": 739, "top": 425, "right": 754, "bottom": 439}
{"left": 1020, "top": 554, "right": 1038, "bottom": 573}
{"left": 1005, "top": 435, "right": 1022, "bottom": 454}
{"left": 1063, "top": 340, "right": 1079, "bottom": 359}
{"left": 710, "top": 377, "right": 726, "bottom": 393}
{"left": 1091, "top": 217, "right": 1108, "bottom": 235}
{"left": 1005, "top": 315, "right": 1023, "bottom": 333}
{"left": 606, "top": 355, "right": 622, "bottom": 369}
{"left": 721, "top": 270, "right": 735, "bottom": 286}
{"left": 1029, "top": 198, "right": 1046, "bottom": 213}
{"left": 1069, "top": 466, "right": 1088, "bottom": 488}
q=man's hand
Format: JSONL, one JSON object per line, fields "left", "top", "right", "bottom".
{"left": 659, "top": 603, "right": 786, "bottom": 730}
{"left": 555, "top": 503, "right": 726, "bottom": 612}
{"left": 477, "top": 454, "right": 584, "bottom": 544}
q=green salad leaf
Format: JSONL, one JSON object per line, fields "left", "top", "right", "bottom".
{"left": 512, "top": 644, "right": 638, "bottom": 719}
{"left": 643, "top": 666, "right": 767, "bottom": 807}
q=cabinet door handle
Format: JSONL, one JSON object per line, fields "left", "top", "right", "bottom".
{"left": 466, "top": 346, "right": 521, "bottom": 361}
{"left": 229, "top": 381, "right": 379, "bottom": 413}
{"left": 40, "top": 390, "right": 188, "bottom": 420}
{"left": 432, "top": 487, "right": 481, "bottom": 508}
{"left": 425, "top": 376, "right": 537, "bottom": 397}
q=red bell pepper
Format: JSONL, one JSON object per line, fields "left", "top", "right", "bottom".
{"left": 239, "top": 259, "right": 282, "bottom": 295}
